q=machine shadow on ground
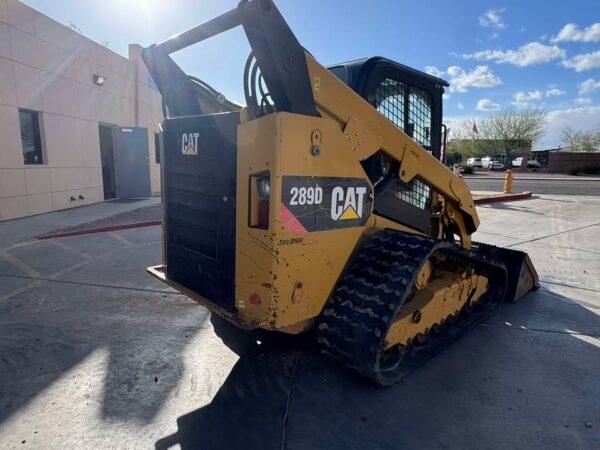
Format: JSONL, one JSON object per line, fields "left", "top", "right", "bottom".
{"left": 0, "top": 229, "right": 209, "bottom": 426}
{"left": 0, "top": 283, "right": 208, "bottom": 425}
{"left": 154, "top": 291, "right": 600, "bottom": 450}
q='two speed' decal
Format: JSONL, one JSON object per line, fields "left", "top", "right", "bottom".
{"left": 280, "top": 176, "right": 373, "bottom": 233}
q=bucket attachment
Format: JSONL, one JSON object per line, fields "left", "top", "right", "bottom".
{"left": 475, "top": 243, "right": 539, "bottom": 303}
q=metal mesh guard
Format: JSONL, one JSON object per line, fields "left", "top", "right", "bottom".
{"left": 390, "top": 177, "right": 431, "bottom": 210}
{"left": 374, "top": 78, "right": 405, "bottom": 129}
{"left": 373, "top": 78, "right": 432, "bottom": 149}
{"left": 408, "top": 86, "right": 432, "bottom": 149}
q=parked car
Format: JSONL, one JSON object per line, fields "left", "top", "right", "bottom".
{"left": 512, "top": 157, "right": 542, "bottom": 168}
{"left": 481, "top": 157, "right": 491, "bottom": 168}
{"left": 489, "top": 160, "right": 505, "bottom": 171}
{"left": 466, "top": 157, "right": 482, "bottom": 168}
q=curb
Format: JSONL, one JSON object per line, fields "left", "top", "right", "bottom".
{"left": 37, "top": 220, "right": 162, "bottom": 240}
{"left": 474, "top": 191, "right": 532, "bottom": 205}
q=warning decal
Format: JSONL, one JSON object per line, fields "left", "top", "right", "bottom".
{"left": 280, "top": 176, "right": 373, "bottom": 233}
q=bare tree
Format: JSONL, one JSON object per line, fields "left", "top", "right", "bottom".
{"left": 448, "top": 111, "right": 545, "bottom": 162}
{"left": 478, "top": 109, "right": 547, "bottom": 164}
{"left": 560, "top": 124, "right": 600, "bottom": 152}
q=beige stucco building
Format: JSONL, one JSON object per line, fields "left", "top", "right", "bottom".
{"left": 0, "top": 0, "right": 163, "bottom": 221}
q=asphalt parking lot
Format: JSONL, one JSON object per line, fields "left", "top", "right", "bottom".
{"left": 0, "top": 195, "right": 598, "bottom": 449}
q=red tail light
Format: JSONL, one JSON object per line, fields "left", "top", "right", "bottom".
{"left": 249, "top": 173, "right": 270, "bottom": 229}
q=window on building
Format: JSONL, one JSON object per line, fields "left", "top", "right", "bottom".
{"left": 19, "top": 109, "right": 43, "bottom": 165}
{"left": 154, "top": 132, "right": 161, "bottom": 164}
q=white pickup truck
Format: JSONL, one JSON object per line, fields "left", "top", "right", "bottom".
{"left": 512, "top": 157, "right": 542, "bottom": 168}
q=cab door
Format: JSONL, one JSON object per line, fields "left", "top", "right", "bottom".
{"left": 361, "top": 62, "right": 444, "bottom": 160}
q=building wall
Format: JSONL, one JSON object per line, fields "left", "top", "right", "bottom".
{"left": 546, "top": 152, "right": 600, "bottom": 173}
{"left": 0, "top": 0, "right": 163, "bottom": 221}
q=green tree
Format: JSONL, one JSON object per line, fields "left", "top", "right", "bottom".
{"left": 478, "top": 109, "right": 546, "bottom": 163}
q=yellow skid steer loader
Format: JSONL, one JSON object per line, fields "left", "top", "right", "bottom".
{"left": 143, "top": 0, "right": 538, "bottom": 385}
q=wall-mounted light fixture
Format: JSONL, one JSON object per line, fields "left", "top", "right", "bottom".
{"left": 93, "top": 74, "right": 106, "bottom": 86}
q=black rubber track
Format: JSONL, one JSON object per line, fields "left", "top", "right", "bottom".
{"left": 317, "top": 229, "right": 508, "bottom": 386}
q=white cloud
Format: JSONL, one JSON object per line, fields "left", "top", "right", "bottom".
{"left": 443, "top": 93, "right": 451, "bottom": 100}
{"left": 425, "top": 65, "right": 445, "bottom": 77}
{"left": 545, "top": 88, "right": 566, "bottom": 97}
{"left": 479, "top": 9, "right": 505, "bottom": 29}
{"left": 551, "top": 23, "right": 600, "bottom": 43}
{"left": 476, "top": 98, "right": 501, "bottom": 111}
{"left": 446, "top": 65, "right": 502, "bottom": 93}
{"left": 457, "top": 102, "right": 464, "bottom": 110}
{"left": 579, "top": 78, "right": 600, "bottom": 95}
{"left": 575, "top": 97, "right": 592, "bottom": 105}
{"left": 463, "top": 42, "right": 565, "bottom": 67}
{"left": 541, "top": 106, "right": 600, "bottom": 147}
{"left": 561, "top": 51, "right": 600, "bottom": 71}
{"left": 511, "top": 90, "right": 543, "bottom": 107}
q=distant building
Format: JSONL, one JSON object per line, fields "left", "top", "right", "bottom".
{"left": 532, "top": 147, "right": 600, "bottom": 173}
{"left": 447, "top": 139, "right": 532, "bottom": 163}
{"left": 531, "top": 147, "right": 565, "bottom": 167}
{"left": 0, "top": 1, "right": 163, "bottom": 221}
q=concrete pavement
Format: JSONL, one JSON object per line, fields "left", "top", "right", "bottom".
{"left": 0, "top": 196, "right": 598, "bottom": 449}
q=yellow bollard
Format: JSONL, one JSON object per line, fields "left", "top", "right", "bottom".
{"left": 503, "top": 169, "right": 513, "bottom": 194}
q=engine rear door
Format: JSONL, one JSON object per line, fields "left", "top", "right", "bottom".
{"left": 161, "top": 112, "right": 239, "bottom": 311}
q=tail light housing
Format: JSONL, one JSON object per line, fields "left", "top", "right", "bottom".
{"left": 249, "top": 173, "right": 270, "bottom": 229}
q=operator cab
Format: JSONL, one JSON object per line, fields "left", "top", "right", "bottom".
{"left": 328, "top": 57, "right": 448, "bottom": 160}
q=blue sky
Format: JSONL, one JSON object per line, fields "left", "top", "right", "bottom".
{"left": 23, "top": 0, "right": 600, "bottom": 147}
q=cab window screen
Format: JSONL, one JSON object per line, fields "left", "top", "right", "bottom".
{"left": 389, "top": 177, "right": 431, "bottom": 210}
{"left": 408, "top": 87, "right": 432, "bottom": 149}
{"left": 371, "top": 78, "right": 433, "bottom": 149}
{"left": 373, "top": 78, "right": 406, "bottom": 129}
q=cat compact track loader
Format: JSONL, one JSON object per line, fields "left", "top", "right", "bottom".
{"left": 143, "top": 0, "right": 539, "bottom": 385}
